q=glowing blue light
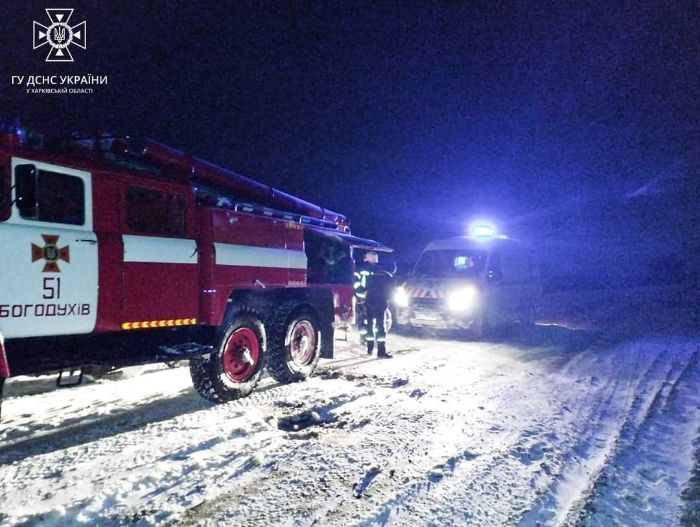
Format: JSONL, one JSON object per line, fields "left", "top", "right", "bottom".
{"left": 469, "top": 222, "right": 497, "bottom": 240}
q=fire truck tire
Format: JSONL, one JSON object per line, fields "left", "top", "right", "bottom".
{"left": 189, "top": 314, "right": 266, "bottom": 403}
{"left": 267, "top": 309, "right": 321, "bottom": 384}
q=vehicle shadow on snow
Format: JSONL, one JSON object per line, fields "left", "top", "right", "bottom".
{"left": 499, "top": 323, "right": 602, "bottom": 352}
{"left": 2, "top": 365, "right": 164, "bottom": 400}
{"left": 0, "top": 370, "right": 323, "bottom": 466}
{"left": 0, "top": 388, "right": 212, "bottom": 466}
{"left": 404, "top": 323, "right": 601, "bottom": 354}
{"left": 3, "top": 375, "right": 88, "bottom": 399}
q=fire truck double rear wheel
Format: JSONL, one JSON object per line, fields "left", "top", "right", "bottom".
{"left": 189, "top": 314, "right": 266, "bottom": 403}
{"left": 267, "top": 310, "right": 321, "bottom": 384}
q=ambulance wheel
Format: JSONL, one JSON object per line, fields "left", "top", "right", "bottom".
{"left": 469, "top": 312, "right": 489, "bottom": 340}
{"left": 190, "top": 314, "right": 266, "bottom": 403}
{"left": 268, "top": 310, "right": 321, "bottom": 384}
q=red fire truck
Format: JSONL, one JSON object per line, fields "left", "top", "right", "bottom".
{"left": 0, "top": 127, "right": 390, "bottom": 418}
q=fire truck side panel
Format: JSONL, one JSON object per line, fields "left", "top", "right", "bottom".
{"left": 196, "top": 208, "right": 218, "bottom": 326}
{"left": 115, "top": 176, "right": 200, "bottom": 327}
{"left": 0, "top": 157, "right": 98, "bottom": 339}
{"left": 120, "top": 237, "right": 199, "bottom": 324}
{"left": 90, "top": 171, "right": 123, "bottom": 232}
{"left": 285, "top": 223, "right": 307, "bottom": 285}
{"left": 91, "top": 174, "right": 124, "bottom": 333}
{"left": 197, "top": 207, "right": 308, "bottom": 326}
{"left": 210, "top": 209, "right": 291, "bottom": 248}
{"left": 94, "top": 232, "right": 124, "bottom": 333}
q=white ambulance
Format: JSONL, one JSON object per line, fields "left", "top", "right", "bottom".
{"left": 393, "top": 225, "right": 542, "bottom": 338}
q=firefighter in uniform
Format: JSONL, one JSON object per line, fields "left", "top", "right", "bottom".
{"left": 354, "top": 251, "right": 393, "bottom": 358}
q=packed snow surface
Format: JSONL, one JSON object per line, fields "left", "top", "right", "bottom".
{"left": 1, "top": 289, "right": 699, "bottom": 526}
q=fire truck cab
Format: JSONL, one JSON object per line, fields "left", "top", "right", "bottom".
{"left": 393, "top": 226, "right": 541, "bottom": 337}
{"left": 0, "top": 127, "right": 390, "bottom": 418}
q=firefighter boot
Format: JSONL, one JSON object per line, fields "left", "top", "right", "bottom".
{"left": 365, "top": 320, "right": 375, "bottom": 355}
{"left": 377, "top": 341, "right": 391, "bottom": 358}
{"left": 376, "top": 324, "right": 391, "bottom": 358}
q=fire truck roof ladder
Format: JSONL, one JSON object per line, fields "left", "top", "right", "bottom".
{"left": 194, "top": 185, "right": 343, "bottom": 231}
{"left": 141, "top": 140, "right": 349, "bottom": 231}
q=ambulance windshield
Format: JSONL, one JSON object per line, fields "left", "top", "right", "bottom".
{"left": 414, "top": 249, "right": 487, "bottom": 278}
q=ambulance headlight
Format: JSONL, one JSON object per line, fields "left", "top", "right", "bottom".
{"left": 446, "top": 285, "right": 478, "bottom": 312}
{"left": 393, "top": 286, "right": 410, "bottom": 308}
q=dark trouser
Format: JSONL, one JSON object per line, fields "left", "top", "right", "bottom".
{"left": 359, "top": 303, "right": 387, "bottom": 354}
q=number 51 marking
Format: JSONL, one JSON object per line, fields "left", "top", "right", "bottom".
{"left": 43, "top": 277, "right": 61, "bottom": 299}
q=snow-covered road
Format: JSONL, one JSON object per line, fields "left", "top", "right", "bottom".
{"left": 1, "top": 323, "right": 700, "bottom": 526}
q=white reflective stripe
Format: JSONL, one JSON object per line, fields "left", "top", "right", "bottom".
{"left": 123, "top": 235, "right": 198, "bottom": 264}
{"left": 215, "top": 243, "right": 307, "bottom": 269}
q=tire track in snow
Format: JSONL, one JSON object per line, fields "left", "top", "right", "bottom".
{"left": 314, "top": 347, "right": 618, "bottom": 526}
{"left": 517, "top": 344, "right": 693, "bottom": 526}
{"left": 509, "top": 347, "right": 662, "bottom": 524}
{"left": 3, "top": 380, "right": 379, "bottom": 526}
{"left": 5, "top": 333, "right": 699, "bottom": 526}
{"left": 576, "top": 346, "right": 700, "bottom": 526}
{"left": 0, "top": 377, "right": 307, "bottom": 466}
{"left": 176, "top": 344, "right": 494, "bottom": 526}
{"left": 338, "top": 429, "right": 535, "bottom": 527}
{"left": 174, "top": 376, "right": 406, "bottom": 526}
{"left": 374, "top": 358, "right": 626, "bottom": 526}
{"left": 0, "top": 388, "right": 211, "bottom": 465}
{"left": 1, "top": 343, "right": 423, "bottom": 525}
{"left": 182, "top": 339, "right": 626, "bottom": 527}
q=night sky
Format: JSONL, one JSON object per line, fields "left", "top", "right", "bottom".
{"left": 2, "top": 1, "right": 699, "bottom": 280}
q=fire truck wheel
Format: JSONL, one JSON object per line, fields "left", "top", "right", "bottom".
{"left": 190, "top": 315, "right": 266, "bottom": 403}
{"left": 267, "top": 310, "right": 321, "bottom": 384}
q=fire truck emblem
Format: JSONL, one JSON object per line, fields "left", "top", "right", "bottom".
{"left": 33, "top": 9, "right": 87, "bottom": 62}
{"left": 32, "top": 235, "right": 70, "bottom": 273}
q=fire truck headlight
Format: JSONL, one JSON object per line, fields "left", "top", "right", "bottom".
{"left": 446, "top": 285, "right": 478, "bottom": 313}
{"left": 393, "top": 286, "right": 410, "bottom": 308}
